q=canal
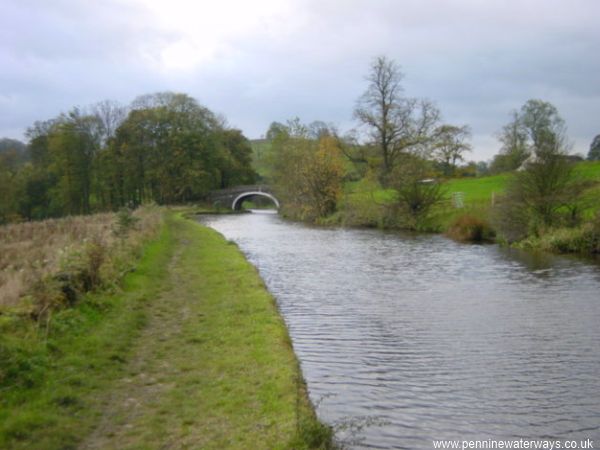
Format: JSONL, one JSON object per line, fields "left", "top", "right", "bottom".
{"left": 199, "top": 212, "right": 600, "bottom": 449}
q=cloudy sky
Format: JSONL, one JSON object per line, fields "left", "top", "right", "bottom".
{"left": 1, "top": 0, "right": 599, "bottom": 160}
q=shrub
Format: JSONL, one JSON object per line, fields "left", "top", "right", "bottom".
{"left": 549, "top": 215, "right": 600, "bottom": 254}
{"left": 446, "top": 214, "right": 495, "bottom": 243}
{"left": 335, "top": 175, "right": 387, "bottom": 228}
{"left": 388, "top": 155, "right": 445, "bottom": 230}
{"left": 28, "top": 276, "right": 65, "bottom": 319}
{"left": 490, "top": 195, "right": 531, "bottom": 243}
{"left": 492, "top": 148, "right": 588, "bottom": 242}
{"left": 519, "top": 212, "right": 600, "bottom": 255}
{"left": 113, "top": 207, "right": 139, "bottom": 238}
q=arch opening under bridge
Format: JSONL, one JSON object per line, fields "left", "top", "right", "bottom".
{"left": 231, "top": 191, "right": 280, "bottom": 211}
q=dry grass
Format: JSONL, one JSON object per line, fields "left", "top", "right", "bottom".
{"left": 0, "top": 207, "right": 163, "bottom": 311}
{"left": 446, "top": 213, "right": 496, "bottom": 243}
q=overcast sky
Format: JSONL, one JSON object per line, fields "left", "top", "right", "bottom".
{"left": 1, "top": 0, "right": 599, "bottom": 160}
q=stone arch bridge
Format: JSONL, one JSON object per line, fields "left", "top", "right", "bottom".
{"left": 207, "top": 185, "right": 279, "bottom": 210}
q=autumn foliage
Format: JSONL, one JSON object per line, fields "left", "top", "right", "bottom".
{"left": 272, "top": 131, "right": 345, "bottom": 222}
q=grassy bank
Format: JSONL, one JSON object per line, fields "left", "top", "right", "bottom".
{"left": 0, "top": 211, "right": 331, "bottom": 449}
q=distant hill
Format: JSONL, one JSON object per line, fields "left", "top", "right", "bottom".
{"left": 249, "top": 138, "right": 269, "bottom": 145}
{"left": 249, "top": 139, "right": 273, "bottom": 181}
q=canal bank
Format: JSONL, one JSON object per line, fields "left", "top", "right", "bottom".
{"left": 1, "top": 211, "right": 332, "bottom": 449}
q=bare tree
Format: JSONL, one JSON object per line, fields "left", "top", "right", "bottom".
{"left": 354, "top": 56, "right": 440, "bottom": 182}
{"left": 91, "top": 100, "right": 128, "bottom": 145}
{"left": 432, "top": 124, "right": 472, "bottom": 176}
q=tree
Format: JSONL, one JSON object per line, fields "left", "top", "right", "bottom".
{"left": 520, "top": 99, "right": 569, "bottom": 156}
{"left": 432, "top": 125, "right": 472, "bottom": 176}
{"left": 26, "top": 119, "right": 57, "bottom": 167}
{"left": 490, "top": 100, "right": 570, "bottom": 174}
{"left": 306, "top": 136, "right": 345, "bottom": 217}
{"left": 475, "top": 161, "right": 490, "bottom": 177}
{"left": 47, "top": 112, "right": 102, "bottom": 215}
{"left": 216, "top": 129, "right": 257, "bottom": 188}
{"left": 588, "top": 135, "right": 600, "bottom": 161}
{"left": 490, "top": 111, "right": 530, "bottom": 173}
{"left": 272, "top": 124, "right": 345, "bottom": 221}
{"left": 90, "top": 100, "right": 128, "bottom": 146}
{"left": 105, "top": 92, "right": 255, "bottom": 206}
{"left": 19, "top": 120, "right": 62, "bottom": 219}
{"left": 387, "top": 154, "right": 445, "bottom": 229}
{"left": 494, "top": 100, "right": 583, "bottom": 239}
{"left": 354, "top": 56, "right": 439, "bottom": 182}
{"left": 108, "top": 105, "right": 212, "bottom": 205}
{"left": 0, "top": 148, "right": 24, "bottom": 223}
{"left": 307, "top": 121, "right": 335, "bottom": 140}
{"left": 20, "top": 111, "right": 102, "bottom": 217}
{"left": 265, "top": 122, "right": 288, "bottom": 141}
{"left": 0, "top": 92, "right": 257, "bottom": 224}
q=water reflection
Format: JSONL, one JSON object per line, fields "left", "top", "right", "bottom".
{"left": 199, "top": 213, "right": 600, "bottom": 449}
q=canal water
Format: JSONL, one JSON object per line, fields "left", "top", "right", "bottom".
{"left": 198, "top": 212, "right": 600, "bottom": 449}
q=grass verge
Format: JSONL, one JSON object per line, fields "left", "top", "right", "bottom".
{"left": 0, "top": 215, "right": 172, "bottom": 449}
{"left": 1, "top": 211, "right": 332, "bottom": 449}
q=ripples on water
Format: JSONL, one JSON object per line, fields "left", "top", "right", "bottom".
{"left": 199, "top": 212, "right": 600, "bottom": 449}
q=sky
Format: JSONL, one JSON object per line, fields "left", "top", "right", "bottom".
{"left": 1, "top": 0, "right": 599, "bottom": 161}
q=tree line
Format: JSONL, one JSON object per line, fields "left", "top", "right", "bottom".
{"left": 0, "top": 92, "right": 256, "bottom": 223}
{"left": 2, "top": 58, "right": 598, "bottom": 234}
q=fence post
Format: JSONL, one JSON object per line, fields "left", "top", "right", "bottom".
{"left": 452, "top": 192, "right": 464, "bottom": 208}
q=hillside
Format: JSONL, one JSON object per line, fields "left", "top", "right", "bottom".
{"left": 250, "top": 139, "right": 273, "bottom": 181}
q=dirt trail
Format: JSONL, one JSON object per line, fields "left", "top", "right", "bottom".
{"left": 75, "top": 216, "right": 323, "bottom": 450}
{"left": 80, "top": 240, "right": 190, "bottom": 449}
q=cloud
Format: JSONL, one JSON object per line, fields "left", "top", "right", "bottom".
{"left": 1, "top": 0, "right": 599, "bottom": 159}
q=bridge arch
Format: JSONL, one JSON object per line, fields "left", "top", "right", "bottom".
{"left": 231, "top": 191, "right": 280, "bottom": 211}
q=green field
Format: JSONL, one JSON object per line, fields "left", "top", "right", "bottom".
{"left": 445, "top": 161, "right": 600, "bottom": 202}
{"left": 444, "top": 173, "right": 511, "bottom": 204}
{"left": 574, "top": 160, "right": 600, "bottom": 180}
{"left": 444, "top": 161, "right": 600, "bottom": 214}
{"left": 337, "top": 161, "right": 600, "bottom": 231}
